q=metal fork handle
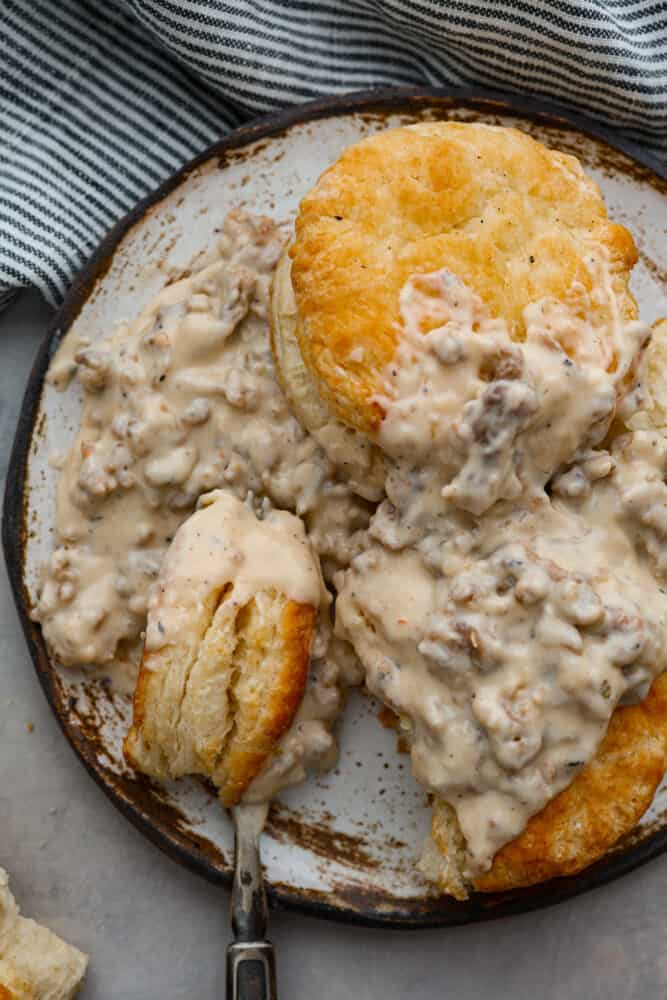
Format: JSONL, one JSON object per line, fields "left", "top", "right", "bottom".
{"left": 227, "top": 941, "right": 277, "bottom": 1000}
{"left": 228, "top": 805, "right": 276, "bottom": 999}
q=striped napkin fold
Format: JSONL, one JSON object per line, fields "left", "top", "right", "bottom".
{"left": 1, "top": 0, "right": 665, "bottom": 307}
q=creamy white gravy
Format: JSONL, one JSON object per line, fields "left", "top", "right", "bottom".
{"left": 144, "top": 488, "right": 324, "bottom": 653}
{"left": 336, "top": 264, "right": 666, "bottom": 876}
{"left": 34, "top": 211, "right": 368, "bottom": 798}
{"left": 35, "top": 208, "right": 667, "bottom": 868}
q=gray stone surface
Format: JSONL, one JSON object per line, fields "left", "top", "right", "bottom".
{"left": 1, "top": 290, "right": 665, "bottom": 999}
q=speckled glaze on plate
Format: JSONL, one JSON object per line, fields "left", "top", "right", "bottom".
{"left": 4, "top": 89, "right": 667, "bottom": 928}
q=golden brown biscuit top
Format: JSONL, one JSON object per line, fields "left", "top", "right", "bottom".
{"left": 290, "top": 121, "right": 638, "bottom": 433}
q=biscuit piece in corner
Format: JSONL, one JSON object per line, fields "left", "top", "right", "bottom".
{"left": 124, "top": 489, "right": 322, "bottom": 806}
{"left": 0, "top": 868, "right": 88, "bottom": 1000}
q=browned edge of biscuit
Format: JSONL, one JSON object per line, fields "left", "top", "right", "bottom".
{"left": 218, "top": 598, "right": 316, "bottom": 806}
{"left": 472, "top": 672, "right": 667, "bottom": 892}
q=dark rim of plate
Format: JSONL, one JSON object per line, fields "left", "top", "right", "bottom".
{"left": 3, "top": 86, "right": 667, "bottom": 929}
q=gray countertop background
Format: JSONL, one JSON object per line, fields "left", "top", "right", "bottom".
{"left": 1, "top": 290, "right": 665, "bottom": 1000}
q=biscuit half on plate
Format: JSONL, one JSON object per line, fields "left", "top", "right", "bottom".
{"left": 124, "top": 489, "right": 322, "bottom": 806}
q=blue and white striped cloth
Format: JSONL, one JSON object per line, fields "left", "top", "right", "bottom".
{"left": 1, "top": 0, "right": 666, "bottom": 307}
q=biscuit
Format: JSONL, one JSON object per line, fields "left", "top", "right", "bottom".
{"left": 124, "top": 490, "right": 320, "bottom": 806}
{"left": 0, "top": 961, "right": 33, "bottom": 1000}
{"left": 270, "top": 247, "right": 333, "bottom": 439}
{"left": 0, "top": 869, "right": 87, "bottom": 1000}
{"left": 290, "top": 122, "right": 638, "bottom": 434}
{"left": 427, "top": 672, "right": 667, "bottom": 897}
{"left": 270, "top": 247, "right": 386, "bottom": 500}
{"left": 630, "top": 318, "right": 667, "bottom": 432}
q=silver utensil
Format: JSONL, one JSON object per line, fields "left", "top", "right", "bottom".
{"left": 227, "top": 804, "right": 277, "bottom": 1000}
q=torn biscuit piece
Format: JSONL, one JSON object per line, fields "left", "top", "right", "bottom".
{"left": 124, "top": 489, "right": 322, "bottom": 806}
{"left": 0, "top": 869, "right": 87, "bottom": 1000}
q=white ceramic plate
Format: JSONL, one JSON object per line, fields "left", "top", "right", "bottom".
{"left": 5, "top": 89, "right": 667, "bottom": 927}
